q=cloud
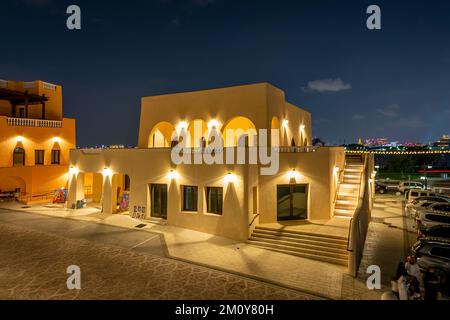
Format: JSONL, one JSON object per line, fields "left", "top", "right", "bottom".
{"left": 303, "top": 78, "right": 352, "bottom": 93}
{"left": 352, "top": 114, "right": 365, "bottom": 121}
{"left": 376, "top": 104, "right": 400, "bottom": 117}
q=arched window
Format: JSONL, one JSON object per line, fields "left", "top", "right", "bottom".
{"left": 13, "top": 147, "right": 25, "bottom": 166}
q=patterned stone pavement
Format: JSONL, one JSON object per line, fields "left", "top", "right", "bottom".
{"left": 0, "top": 221, "right": 320, "bottom": 300}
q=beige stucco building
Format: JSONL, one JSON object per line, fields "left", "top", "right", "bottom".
{"left": 67, "top": 83, "right": 348, "bottom": 242}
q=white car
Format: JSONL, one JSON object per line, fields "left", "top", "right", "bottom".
{"left": 398, "top": 181, "right": 424, "bottom": 194}
{"left": 415, "top": 203, "right": 450, "bottom": 231}
{"left": 405, "top": 196, "right": 450, "bottom": 213}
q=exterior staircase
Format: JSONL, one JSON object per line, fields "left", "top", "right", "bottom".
{"left": 333, "top": 155, "right": 364, "bottom": 218}
{"left": 248, "top": 226, "right": 348, "bottom": 266}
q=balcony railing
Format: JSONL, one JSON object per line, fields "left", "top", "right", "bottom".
{"left": 7, "top": 117, "right": 62, "bottom": 128}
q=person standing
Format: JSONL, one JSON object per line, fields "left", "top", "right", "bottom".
{"left": 423, "top": 267, "right": 440, "bottom": 300}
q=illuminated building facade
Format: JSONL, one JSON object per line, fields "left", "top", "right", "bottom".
{"left": 0, "top": 80, "right": 76, "bottom": 202}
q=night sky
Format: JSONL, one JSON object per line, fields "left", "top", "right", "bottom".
{"left": 1, "top": 0, "right": 450, "bottom": 146}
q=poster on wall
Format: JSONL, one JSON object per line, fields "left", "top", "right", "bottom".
{"left": 53, "top": 188, "right": 68, "bottom": 204}
{"left": 119, "top": 192, "right": 130, "bottom": 211}
{"left": 132, "top": 205, "right": 146, "bottom": 220}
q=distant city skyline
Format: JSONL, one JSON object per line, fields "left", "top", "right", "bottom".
{"left": 1, "top": 0, "right": 450, "bottom": 146}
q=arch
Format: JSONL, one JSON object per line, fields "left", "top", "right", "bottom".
{"left": 0, "top": 176, "right": 26, "bottom": 194}
{"left": 13, "top": 147, "right": 25, "bottom": 166}
{"left": 271, "top": 116, "right": 280, "bottom": 147}
{"left": 221, "top": 116, "right": 257, "bottom": 147}
{"left": 187, "top": 119, "right": 208, "bottom": 148}
{"left": 148, "top": 121, "right": 177, "bottom": 148}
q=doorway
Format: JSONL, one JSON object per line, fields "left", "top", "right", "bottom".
{"left": 150, "top": 184, "right": 167, "bottom": 219}
{"left": 277, "top": 184, "right": 308, "bottom": 220}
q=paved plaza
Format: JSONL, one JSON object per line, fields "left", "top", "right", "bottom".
{"left": 0, "top": 194, "right": 410, "bottom": 300}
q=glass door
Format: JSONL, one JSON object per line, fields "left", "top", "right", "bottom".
{"left": 150, "top": 184, "right": 167, "bottom": 219}
{"left": 277, "top": 184, "right": 308, "bottom": 221}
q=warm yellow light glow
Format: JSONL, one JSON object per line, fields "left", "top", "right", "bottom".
{"left": 102, "top": 167, "right": 113, "bottom": 177}
{"left": 207, "top": 119, "right": 220, "bottom": 129}
{"left": 69, "top": 166, "right": 79, "bottom": 175}
{"left": 334, "top": 166, "right": 340, "bottom": 173}
{"left": 168, "top": 169, "right": 178, "bottom": 180}
{"left": 287, "top": 169, "right": 301, "bottom": 180}
{"left": 53, "top": 136, "right": 61, "bottom": 143}
{"left": 17, "top": 136, "right": 23, "bottom": 142}
{"left": 224, "top": 172, "right": 237, "bottom": 184}
{"left": 177, "top": 121, "right": 188, "bottom": 131}
{"left": 300, "top": 124, "right": 305, "bottom": 131}
{"left": 282, "top": 119, "right": 289, "bottom": 127}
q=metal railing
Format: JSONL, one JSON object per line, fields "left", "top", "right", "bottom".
{"left": 7, "top": 117, "right": 62, "bottom": 128}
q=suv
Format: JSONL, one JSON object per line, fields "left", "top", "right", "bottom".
{"left": 399, "top": 182, "right": 424, "bottom": 194}
{"left": 418, "top": 225, "right": 450, "bottom": 240}
{"left": 405, "top": 196, "right": 450, "bottom": 215}
{"left": 411, "top": 238, "right": 450, "bottom": 286}
{"left": 376, "top": 180, "right": 400, "bottom": 194}
{"left": 415, "top": 204, "right": 450, "bottom": 231}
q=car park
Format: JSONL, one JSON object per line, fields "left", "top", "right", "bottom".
{"left": 405, "top": 195, "right": 450, "bottom": 215}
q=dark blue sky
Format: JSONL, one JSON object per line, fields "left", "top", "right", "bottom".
{"left": 1, "top": 0, "right": 450, "bottom": 146}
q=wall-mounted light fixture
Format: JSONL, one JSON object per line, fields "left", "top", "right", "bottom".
{"left": 102, "top": 167, "right": 112, "bottom": 177}
{"left": 224, "top": 172, "right": 237, "bottom": 184}
{"left": 168, "top": 169, "right": 178, "bottom": 180}
{"left": 69, "top": 166, "right": 79, "bottom": 175}
{"left": 207, "top": 119, "right": 220, "bottom": 129}
{"left": 300, "top": 124, "right": 305, "bottom": 131}
{"left": 334, "top": 166, "right": 340, "bottom": 174}
{"left": 177, "top": 121, "right": 188, "bottom": 131}
{"left": 282, "top": 119, "right": 289, "bottom": 127}
{"left": 53, "top": 136, "right": 61, "bottom": 143}
{"left": 287, "top": 169, "right": 300, "bottom": 180}
{"left": 17, "top": 136, "right": 23, "bottom": 142}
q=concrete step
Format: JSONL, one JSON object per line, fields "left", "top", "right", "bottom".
{"left": 251, "top": 229, "right": 348, "bottom": 248}
{"left": 247, "top": 241, "right": 348, "bottom": 266}
{"left": 344, "top": 168, "right": 364, "bottom": 173}
{"left": 249, "top": 235, "right": 348, "bottom": 254}
{"left": 254, "top": 226, "right": 348, "bottom": 241}
{"left": 334, "top": 208, "right": 355, "bottom": 216}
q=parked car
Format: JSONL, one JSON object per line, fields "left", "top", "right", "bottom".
{"left": 411, "top": 238, "right": 450, "bottom": 287}
{"left": 418, "top": 225, "right": 450, "bottom": 240}
{"left": 415, "top": 204, "right": 450, "bottom": 231}
{"left": 398, "top": 181, "right": 424, "bottom": 194}
{"left": 405, "top": 195, "right": 450, "bottom": 215}
{"left": 375, "top": 180, "right": 400, "bottom": 194}
{"left": 405, "top": 189, "right": 441, "bottom": 202}
{"left": 408, "top": 201, "right": 445, "bottom": 218}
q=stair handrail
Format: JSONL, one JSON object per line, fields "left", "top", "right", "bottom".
{"left": 248, "top": 213, "right": 260, "bottom": 227}
{"left": 347, "top": 153, "right": 374, "bottom": 277}
{"left": 333, "top": 167, "right": 345, "bottom": 204}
